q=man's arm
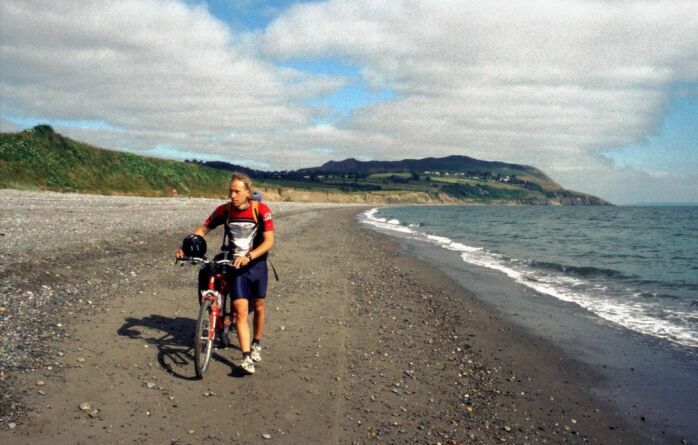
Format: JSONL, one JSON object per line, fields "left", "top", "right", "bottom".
{"left": 192, "top": 225, "right": 210, "bottom": 237}
{"left": 250, "top": 231, "right": 274, "bottom": 260}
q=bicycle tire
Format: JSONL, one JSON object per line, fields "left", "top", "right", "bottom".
{"left": 194, "top": 298, "right": 215, "bottom": 379}
{"left": 220, "top": 295, "right": 234, "bottom": 348}
{"left": 221, "top": 323, "right": 234, "bottom": 348}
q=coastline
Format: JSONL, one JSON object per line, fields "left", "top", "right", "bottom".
{"left": 346, "top": 210, "right": 652, "bottom": 444}
{"left": 0, "top": 191, "right": 659, "bottom": 443}
{"left": 358, "top": 206, "right": 698, "bottom": 444}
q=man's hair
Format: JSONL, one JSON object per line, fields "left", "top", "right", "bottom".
{"left": 230, "top": 171, "right": 253, "bottom": 192}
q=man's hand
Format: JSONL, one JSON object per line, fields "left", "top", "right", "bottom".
{"left": 233, "top": 254, "right": 251, "bottom": 269}
{"left": 176, "top": 248, "right": 185, "bottom": 260}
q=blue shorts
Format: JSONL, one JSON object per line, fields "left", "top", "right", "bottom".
{"left": 230, "top": 260, "right": 268, "bottom": 300}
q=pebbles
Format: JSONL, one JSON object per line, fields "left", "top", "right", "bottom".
{"left": 79, "top": 402, "right": 92, "bottom": 411}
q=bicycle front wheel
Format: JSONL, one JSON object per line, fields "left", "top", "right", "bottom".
{"left": 194, "top": 298, "right": 215, "bottom": 379}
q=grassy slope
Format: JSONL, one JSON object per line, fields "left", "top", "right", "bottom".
{"left": 0, "top": 126, "right": 231, "bottom": 198}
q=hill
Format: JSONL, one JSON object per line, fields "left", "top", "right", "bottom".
{"left": 304, "top": 155, "right": 553, "bottom": 183}
{"left": 1, "top": 126, "right": 610, "bottom": 205}
{"left": 0, "top": 125, "right": 231, "bottom": 197}
{"left": 198, "top": 156, "right": 608, "bottom": 205}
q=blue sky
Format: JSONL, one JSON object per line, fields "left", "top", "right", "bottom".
{"left": 2, "top": 0, "right": 697, "bottom": 204}
{"left": 602, "top": 92, "right": 698, "bottom": 177}
{"left": 278, "top": 57, "right": 399, "bottom": 123}
{"left": 194, "top": 0, "right": 307, "bottom": 31}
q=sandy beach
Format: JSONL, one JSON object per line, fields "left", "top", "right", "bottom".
{"left": 0, "top": 190, "right": 653, "bottom": 444}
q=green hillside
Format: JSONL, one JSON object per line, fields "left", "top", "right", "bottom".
{"left": 303, "top": 155, "right": 559, "bottom": 188}
{"left": 0, "top": 125, "right": 610, "bottom": 205}
{"left": 0, "top": 125, "right": 230, "bottom": 197}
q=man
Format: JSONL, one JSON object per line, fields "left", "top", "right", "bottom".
{"left": 177, "top": 172, "right": 274, "bottom": 374}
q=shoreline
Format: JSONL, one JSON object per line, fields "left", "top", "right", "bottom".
{"left": 358, "top": 206, "right": 697, "bottom": 444}
{"left": 0, "top": 192, "right": 658, "bottom": 443}
{"left": 347, "top": 211, "right": 653, "bottom": 444}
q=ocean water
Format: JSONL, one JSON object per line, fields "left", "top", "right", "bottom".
{"left": 361, "top": 205, "right": 698, "bottom": 350}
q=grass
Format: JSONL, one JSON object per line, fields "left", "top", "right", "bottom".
{"left": 368, "top": 172, "right": 412, "bottom": 179}
{"left": 0, "top": 126, "right": 231, "bottom": 197}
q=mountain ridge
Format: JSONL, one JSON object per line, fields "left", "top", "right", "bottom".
{"left": 301, "top": 155, "right": 559, "bottom": 186}
{"left": 197, "top": 153, "right": 609, "bottom": 205}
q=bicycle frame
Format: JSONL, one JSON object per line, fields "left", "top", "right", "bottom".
{"left": 177, "top": 255, "right": 233, "bottom": 378}
{"left": 202, "top": 264, "right": 230, "bottom": 338}
{"left": 201, "top": 262, "right": 232, "bottom": 340}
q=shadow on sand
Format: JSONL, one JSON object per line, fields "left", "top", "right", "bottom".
{"left": 117, "top": 314, "right": 243, "bottom": 380}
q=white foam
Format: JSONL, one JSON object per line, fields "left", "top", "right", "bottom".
{"left": 361, "top": 208, "right": 416, "bottom": 235}
{"left": 459, "top": 251, "right": 524, "bottom": 281}
{"left": 427, "top": 234, "right": 452, "bottom": 244}
{"left": 458, "top": 251, "right": 698, "bottom": 349}
{"left": 445, "top": 242, "right": 484, "bottom": 253}
{"left": 360, "top": 207, "right": 698, "bottom": 349}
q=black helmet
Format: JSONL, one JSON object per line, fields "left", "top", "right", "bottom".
{"left": 182, "top": 234, "right": 207, "bottom": 258}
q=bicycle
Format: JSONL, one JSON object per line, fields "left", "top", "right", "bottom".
{"left": 176, "top": 255, "right": 235, "bottom": 379}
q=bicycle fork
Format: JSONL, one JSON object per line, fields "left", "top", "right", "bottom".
{"left": 203, "top": 275, "right": 223, "bottom": 340}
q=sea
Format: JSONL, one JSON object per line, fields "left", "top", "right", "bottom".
{"left": 360, "top": 205, "right": 698, "bottom": 442}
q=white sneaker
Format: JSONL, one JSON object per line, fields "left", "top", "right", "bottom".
{"left": 239, "top": 356, "right": 255, "bottom": 374}
{"left": 251, "top": 343, "right": 262, "bottom": 362}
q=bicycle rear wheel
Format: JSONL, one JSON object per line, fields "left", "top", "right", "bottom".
{"left": 220, "top": 295, "right": 234, "bottom": 348}
{"left": 194, "top": 298, "right": 215, "bottom": 378}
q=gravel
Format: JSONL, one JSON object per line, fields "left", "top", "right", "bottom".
{"left": 0, "top": 189, "right": 351, "bottom": 427}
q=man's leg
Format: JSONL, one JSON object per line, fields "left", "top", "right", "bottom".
{"left": 233, "top": 298, "right": 255, "bottom": 374}
{"left": 253, "top": 297, "right": 265, "bottom": 341}
{"left": 233, "top": 298, "right": 251, "bottom": 353}
{"left": 250, "top": 297, "right": 265, "bottom": 362}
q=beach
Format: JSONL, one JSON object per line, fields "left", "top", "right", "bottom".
{"left": 0, "top": 190, "right": 656, "bottom": 444}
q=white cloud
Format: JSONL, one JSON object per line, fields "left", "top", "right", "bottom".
{"left": 261, "top": 0, "right": 698, "bottom": 202}
{"left": 1, "top": 0, "right": 697, "bottom": 203}
{"left": 0, "top": 0, "right": 342, "bottom": 153}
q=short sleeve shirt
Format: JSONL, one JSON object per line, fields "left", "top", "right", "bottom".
{"left": 203, "top": 201, "right": 273, "bottom": 258}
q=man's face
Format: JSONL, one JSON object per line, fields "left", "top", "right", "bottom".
{"left": 229, "top": 180, "right": 250, "bottom": 207}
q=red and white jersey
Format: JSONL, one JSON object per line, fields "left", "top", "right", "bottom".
{"left": 204, "top": 201, "right": 273, "bottom": 258}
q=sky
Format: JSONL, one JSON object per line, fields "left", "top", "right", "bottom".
{"left": 1, "top": 0, "right": 697, "bottom": 204}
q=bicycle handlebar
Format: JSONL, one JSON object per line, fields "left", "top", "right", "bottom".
{"left": 175, "top": 256, "right": 234, "bottom": 266}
